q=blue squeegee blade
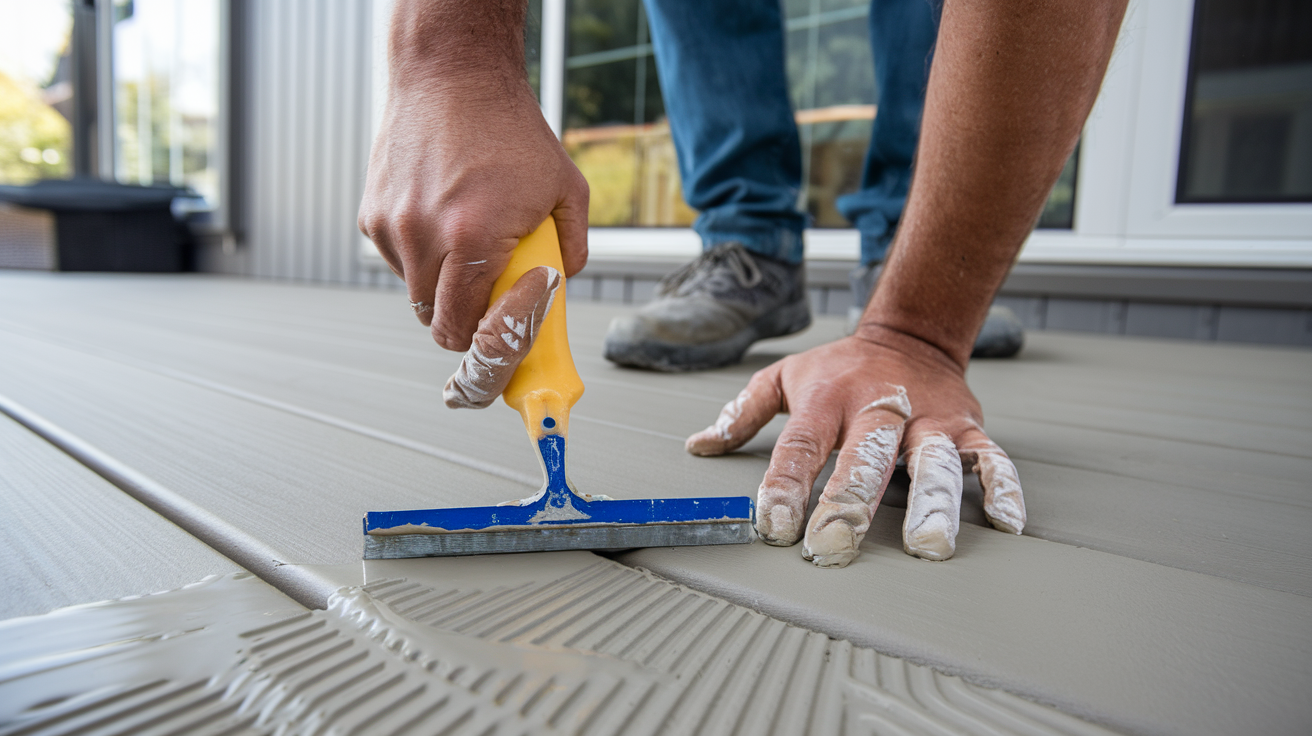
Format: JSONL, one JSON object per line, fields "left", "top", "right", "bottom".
{"left": 364, "top": 495, "right": 755, "bottom": 534}
{"left": 363, "top": 435, "right": 755, "bottom": 558}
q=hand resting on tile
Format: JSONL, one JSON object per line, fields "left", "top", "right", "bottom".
{"left": 686, "top": 328, "right": 1025, "bottom": 568}
{"left": 685, "top": 0, "right": 1127, "bottom": 567}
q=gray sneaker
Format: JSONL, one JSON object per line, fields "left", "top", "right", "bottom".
{"left": 846, "top": 264, "right": 1024, "bottom": 358}
{"left": 603, "top": 243, "right": 812, "bottom": 371}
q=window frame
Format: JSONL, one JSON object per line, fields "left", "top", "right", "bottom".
{"left": 97, "top": 0, "right": 233, "bottom": 233}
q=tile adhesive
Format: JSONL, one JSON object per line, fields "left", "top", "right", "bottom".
{"left": 0, "top": 554, "right": 1115, "bottom": 736}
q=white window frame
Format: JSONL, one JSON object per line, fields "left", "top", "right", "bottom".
{"left": 96, "top": 0, "right": 233, "bottom": 232}
{"left": 363, "top": 0, "right": 1312, "bottom": 268}
{"left": 1021, "top": 0, "right": 1312, "bottom": 268}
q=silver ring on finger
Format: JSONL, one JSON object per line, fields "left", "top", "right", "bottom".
{"left": 409, "top": 300, "right": 433, "bottom": 315}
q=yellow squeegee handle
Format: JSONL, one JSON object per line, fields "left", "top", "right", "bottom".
{"left": 486, "top": 216, "right": 585, "bottom": 444}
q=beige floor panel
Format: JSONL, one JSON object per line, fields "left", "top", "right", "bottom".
{"left": 1, "top": 272, "right": 1309, "bottom": 736}
{"left": 1, "top": 276, "right": 1308, "bottom": 595}
{"left": 0, "top": 413, "right": 240, "bottom": 618}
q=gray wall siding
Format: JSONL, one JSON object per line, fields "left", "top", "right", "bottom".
{"left": 205, "top": 0, "right": 396, "bottom": 287}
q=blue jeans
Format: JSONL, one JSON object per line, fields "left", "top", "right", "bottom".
{"left": 644, "top": 0, "right": 940, "bottom": 266}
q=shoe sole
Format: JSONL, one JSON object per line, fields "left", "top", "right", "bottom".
{"left": 604, "top": 299, "right": 812, "bottom": 372}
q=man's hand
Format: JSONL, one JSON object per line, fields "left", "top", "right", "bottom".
{"left": 686, "top": 326, "right": 1025, "bottom": 568}
{"left": 684, "top": 0, "right": 1125, "bottom": 569}
{"left": 357, "top": 0, "right": 589, "bottom": 353}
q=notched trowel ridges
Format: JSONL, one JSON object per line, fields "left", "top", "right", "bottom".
{"left": 0, "top": 563, "right": 1121, "bottom": 736}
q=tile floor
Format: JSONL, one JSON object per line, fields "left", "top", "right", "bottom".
{"left": 0, "top": 272, "right": 1309, "bottom": 735}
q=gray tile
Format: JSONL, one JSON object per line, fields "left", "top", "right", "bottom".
{"left": 631, "top": 278, "right": 659, "bottom": 304}
{"left": 0, "top": 413, "right": 239, "bottom": 618}
{"left": 4, "top": 273, "right": 1312, "bottom": 736}
{"left": 599, "top": 276, "right": 627, "bottom": 303}
{"left": 825, "top": 285, "right": 854, "bottom": 315}
{"left": 1217, "top": 306, "right": 1312, "bottom": 346}
{"left": 1124, "top": 302, "right": 1213, "bottom": 340}
{"left": 809, "top": 287, "right": 827, "bottom": 316}
{"left": 566, "top": 275, "right": 598, "bottom": 301}
{"left": 1045, "top": 297, "right": 1126, "bottom": 334}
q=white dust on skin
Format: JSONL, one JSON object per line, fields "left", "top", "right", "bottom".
{"left": 960, "top": 440, "right": 1026, "bottom": 534}
{"left": 802, "top": 425, "right": 900, "bottom": 567}
{"left": 500, "top": 315, "right": 527, "bottom": 351}
{"left": 801, "top": 389, "right": 910, "bottom": 568}
{"left": 443, "top": 267, "right": 560, "bottom": 409}
{"left": 442, "top": 342, "right": 504, "bottom": 408}
{"left": 685, "top": 388, "right": 751, "bottom": 456}
{"left": 903, "top": 431, "right": 964, "bottom": 561}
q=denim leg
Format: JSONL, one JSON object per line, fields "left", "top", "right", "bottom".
{"left": 643, "top": 0, "right": 806, "bottom": 264}
{"left": 835, "top": 0, "right": 940, "bottom": 265}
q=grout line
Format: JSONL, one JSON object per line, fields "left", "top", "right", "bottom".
{"left": 988, "top": 412, "right": 1312, "bottom": 461}
{"left": 0, "top": 324, "right": 541, "bottom": 488}
{"left": 0, "top": 317, "right": 706, "bottom": 450}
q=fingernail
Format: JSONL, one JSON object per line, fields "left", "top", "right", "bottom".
{"left": 803, "top": 519, "right": 860, "bottom": 568}
{"left": 757, "top": 504, "right": 800, "bottom": 546}
{"left": 685, "top": 428, "right": 721, "bottom": 456}
{"left": 985, "top": 485, "right": 1026, "bottom": 534}
{"left": 904, "top": 513, "right": 955, "bottom": 561}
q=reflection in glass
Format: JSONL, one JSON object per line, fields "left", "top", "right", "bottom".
{"left": 112, "top": 0, "right": 221, "bottom": 207}
{"left": 563, "top": 0, "right": 1077, "bottom": 229}
{"left": 0, "top": 0, "right": 73, "bottom": 184}
{"left": 1037, "top": 142, "right": 1078, "bottom": 230}
{"left": 1178, "top": 0, "right": 1312, "bottom": 202}
{"left": 527, "top": 0, "right": 543, "bottom": 98}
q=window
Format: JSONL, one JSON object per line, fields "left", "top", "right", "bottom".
{"left": 0, "top": 0, "right": 73, "bottom": 184}
{"left": 562, "top": 0, "right": 1077, "bottom": 230}
{"left": 112, "top": 0, "right": 222, "bottom": 210}
{"left": 563, "top": 0, "right": 682, "bottom": 227}
{"left": 1177, "top": 0, "right": 1312, "bottom": 203}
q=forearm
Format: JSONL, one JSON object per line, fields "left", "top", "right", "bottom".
{"left": 388, "top": 0, "right": 530, "bottom": 96}
{"left": 860, "top": 0, "right": 1128, "bottom": 368}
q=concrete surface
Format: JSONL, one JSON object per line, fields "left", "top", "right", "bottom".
{"left": 1, "top": 558, "right": 1114, "bottom": 736}
{"left": 0, "top": 271, "right": 1309, "bottom": 735}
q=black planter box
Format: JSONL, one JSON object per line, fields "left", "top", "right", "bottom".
{"left": 0, "top": 179, "right": 195, "bottom": 272}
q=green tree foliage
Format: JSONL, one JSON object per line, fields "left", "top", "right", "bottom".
{"left": 0, "top": 70, "right": 71, "bottom": 184}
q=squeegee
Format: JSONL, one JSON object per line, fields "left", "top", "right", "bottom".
{"left": 363, "top": 217, "right": 755, "bottom": 559}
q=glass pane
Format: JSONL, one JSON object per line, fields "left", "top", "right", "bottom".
{"left": 786, "top": 0, "right": 875, "bottom": 227}
{"left": 526, "top": 0, "right": 542, "bottom": 99}
{"left": 1037, "top": 144, "right": 1078, "bottom": 229}
{"left": 113, "top": 0, "right": 221, "bottom": 207}
{"left": 0, "top": 0, "right": 73, "bottom": 184}
{"left": 562, "top": 0, "right": 1077, "bottom": 229}
{"left": 563, "top": 0, "right": 692, "bottom": 227}
{"left": 1177, "top": 0, "right": 1312, "bottom": 202}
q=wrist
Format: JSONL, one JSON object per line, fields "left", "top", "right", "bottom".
{"left": 852, "top": 318, "right": 969, "bottom": 375}
{"left": 387, "top": 0, "right": 528, "bottom": 96}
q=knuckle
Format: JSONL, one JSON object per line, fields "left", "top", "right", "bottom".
{"left": 358, "top": 211, "right": 387, "bottom": 240}
{"left": 436, "top": 210, "right": 486, "bottom": 250}
{"left": 391, "top": 209, "right": 431, "bottom": 246}
{"left": 776, "top": 433, "right": 826, "bottom": 461}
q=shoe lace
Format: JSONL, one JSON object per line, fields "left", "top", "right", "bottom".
{"left": 658, "top": 243, "right": 763, "bottom": 295}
